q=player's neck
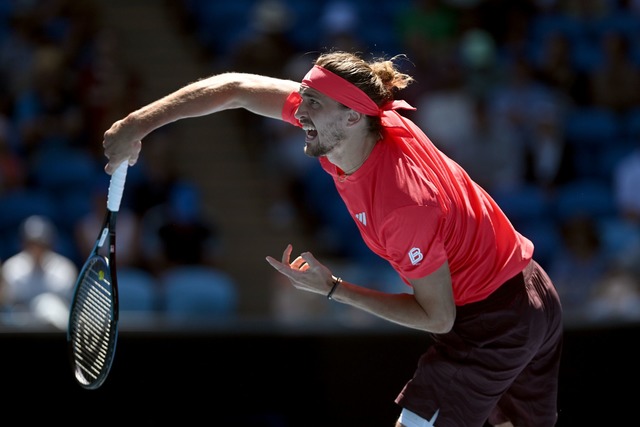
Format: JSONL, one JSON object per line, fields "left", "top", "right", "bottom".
{"left": 342, "top": 134, "right": 378, "bottom": 175}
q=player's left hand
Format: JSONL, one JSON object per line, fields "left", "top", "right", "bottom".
{"left": 266, "top": 244, "right": 334, "bottom": 296}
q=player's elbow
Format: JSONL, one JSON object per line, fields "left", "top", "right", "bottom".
{"left": 412, "top": 312, "right": 455, "bottom": 334}
{"left": 425, "top": 305, "right": 456, "bottom": 334}
{"left": 429, "top": 316, "right": 455, "bottom": 334}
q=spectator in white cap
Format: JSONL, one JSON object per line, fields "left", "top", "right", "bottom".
{"left": 0, "top": 215, "right": 77, "bottom": 329}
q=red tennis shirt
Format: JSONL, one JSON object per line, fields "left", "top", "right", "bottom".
{"left": 282, "top": 92, "right": 533, "bottom": 305}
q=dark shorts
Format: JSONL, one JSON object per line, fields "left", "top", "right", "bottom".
{"left": 395, "top": 260, "right": 563, "bottom": 427}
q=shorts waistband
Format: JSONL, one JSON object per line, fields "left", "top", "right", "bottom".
{"left": 456, "top": 260, "right": 533, "bottom": 318}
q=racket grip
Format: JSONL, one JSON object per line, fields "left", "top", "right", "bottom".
{"left": 107, "top": 162, "right": 128, "bottom": 212}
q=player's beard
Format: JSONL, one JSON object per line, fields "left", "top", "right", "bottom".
{"left": 304, "top": 125, "right": 346, "bottom": 158}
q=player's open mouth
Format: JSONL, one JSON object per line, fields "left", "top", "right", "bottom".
{"left": 303, "top": 125, "right": 318, "bottom": 142}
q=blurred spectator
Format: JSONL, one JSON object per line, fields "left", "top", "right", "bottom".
{"left": 76, "top": 27, "right": 142, "bottom": 162}
{"left": 13, "top": 44, "right": 85, "bottom": 160}
{"left": 225, "top": 0, "right": 299, "bottom": 162}
{"left": 473, "top": 0, "right": 535, "bottom": 64}
{"left": 523, "top": 102, "right": 574, "bottom": 191}
{"left": 140, "top": 182, "right": 222, "bottom": 275}
{"left": 453, "top": 95, "right": 526, "bottom": 194}
{"left": 0, "top": 11, "right": 38, "bottom": 98}
{"left": 226, "top": 0, "right": 297, "bottom": 76}
{"left": 394, "top": 0, "right": 461, "bottom": 96}
{"left": 532, "top": 31, "right": 590, "bottom": 105}
{"left": 0, "top": 117, "right": 26, "bottom": 192}
{"left": 487, "top": 54, "right": 571, "bottom": 190}
{"left": 613, "top": 141, "right": 640, "bottom": 222}
{"left": 586, "top": 266, "right": 640, "bottom": 324}
{"left": 317, "top": 0, "right": 364, "bottom": 53}
{"left": 261, "top": 119, "right": 315, "bottom": 231}
{"left": 126, "top": 130, "right": 182, "bottom": 218}
{"left": 546, "top": 214, "right": 610, "bottom": 321}
{"left": 628, "top": 0, "right": 640, "bottom": 13}
{"left": 459, "top": 28, "right": 504, "bottom": 99}
{"left": 395, "top": 0, "right": 460, "bottom": 60}
{"left": 489, "top": 55, "right": 565, "bottom": 141}
{"left": 0, "top": 215, "right": 77, "bottom": 329}
{"left": 563, "top": 0, "right": 611, "bottom": 21}
{"left": 413, "top": 58, "right": 474, "bottom": 160}
{"left": 607, "top": 140, "right": 640, "bottom": 282}
{"left": 588, "top": 30, "right": 640, "bottom": 113}
{"left": 74, "top": 179, "right": 141, "bottom": 269}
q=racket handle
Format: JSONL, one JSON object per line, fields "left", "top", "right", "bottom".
{"left": 107, "top": 162, "right": 128, "bottom": 212}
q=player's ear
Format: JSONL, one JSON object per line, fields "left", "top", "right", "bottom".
{"left": 346, "top": 110, "right": 365, "bottom": 127}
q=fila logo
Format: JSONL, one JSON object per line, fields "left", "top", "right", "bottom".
{"left": 408, "top": 247, "right": 423, "bottom": 265}
{"left": 355, "top": 212, "right": 367, "bottom": 226}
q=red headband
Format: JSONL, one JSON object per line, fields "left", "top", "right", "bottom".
{"left": 301, "top": 65, "right": 415, "bottom": 117}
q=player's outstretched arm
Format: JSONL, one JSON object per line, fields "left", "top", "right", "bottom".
{"left": 103, "top": 72, "right": 299, "bottom": 174}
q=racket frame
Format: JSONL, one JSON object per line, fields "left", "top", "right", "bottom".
{"left": 67, "top": 162, "right": 127, "bottom": 390}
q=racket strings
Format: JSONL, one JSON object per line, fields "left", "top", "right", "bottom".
{"left": 69, "top": 261, "right": 117, "bottom": 384}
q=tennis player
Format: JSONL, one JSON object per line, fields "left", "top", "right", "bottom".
{"left": 103, "top": 51, "right": 563, "bottom": 427}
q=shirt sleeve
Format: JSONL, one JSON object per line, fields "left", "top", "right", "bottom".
{"left": 281, "top": 91, "right": 302, "bottom": 127}
{"left": 379, "top": 205, "right": 448, "bottom": 281}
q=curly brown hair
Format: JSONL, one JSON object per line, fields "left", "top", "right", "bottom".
{"left": 313, "top": 51, "right": 414, "bottom": 133}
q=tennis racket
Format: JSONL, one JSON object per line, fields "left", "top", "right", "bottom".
{"left": 67, "top": 162, "right": 128, "bottom": 390}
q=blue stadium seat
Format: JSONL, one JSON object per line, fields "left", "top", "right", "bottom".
{"left": 599, "top": 143, "right": 636, "bottom": 182}
{"left": 190, "top": 0, "right": 258, "bottom": 55}
{"left": 590, "top": 11, "right": 640, "bottom": 45}
{"left": 564, "top": 107, "right": 621, "bottom": 146}
{"left": 571, "top": 38, "right": 604, "bottom": 72}
{"left": 491, "top": 184, "right": 551, "bottom": 228}
{"left": 598, "top": 216, "right": 640, "bottom": 262}
{"left": 117, "top": 267, "right": 160, "bottom": 313}
{"left": 529, "top": 12, "right": 586, "bottom": 46}
{"left": 0, "top": 189, "right": 57, "bottom": 234}
{"left": 31, "top": 148, "right": 100, "bottom": 195}
{"left": 552, "top": 179, "right": 617, "bottom": 221}
{"left": 518, "top": 219, "right": 561, "bottom": 269}
{"left": 161, "top": 266, "right": 238, "bottom": 322}
{"left": 622, "top": 107, "right": 640, "bottom": 139}
{"left": 564, "top": 108, "right": 623, "bottom": 179}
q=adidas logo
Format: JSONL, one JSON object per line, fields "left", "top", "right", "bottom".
{"left": 355, "top": 212, "right": 367, "bottom": 226}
